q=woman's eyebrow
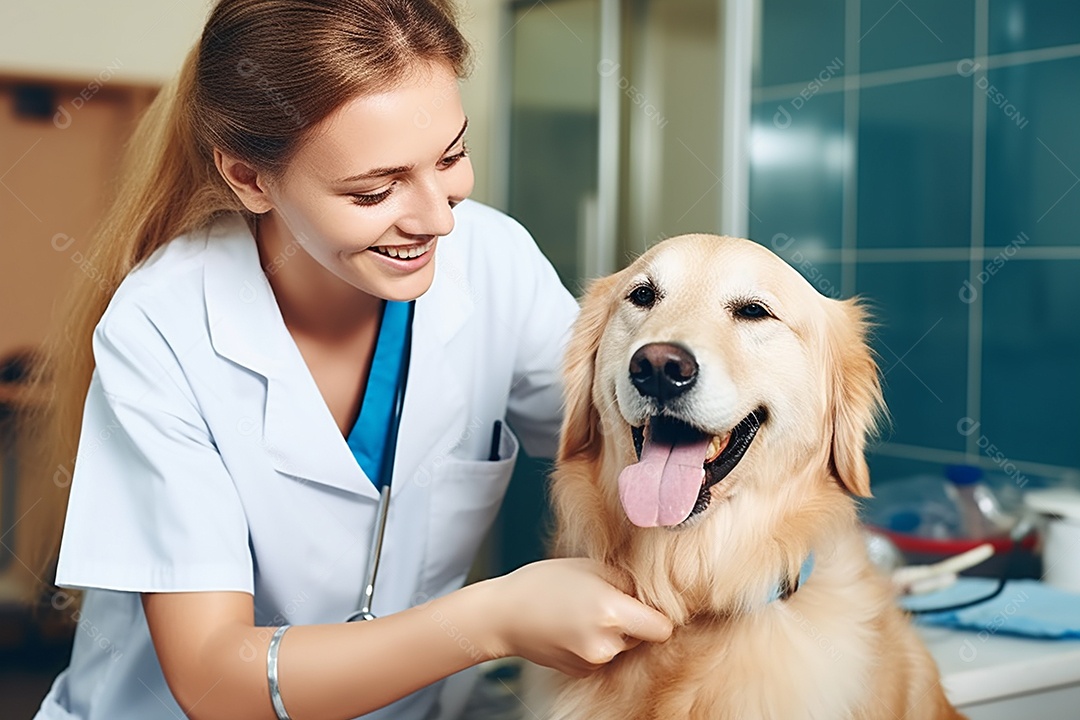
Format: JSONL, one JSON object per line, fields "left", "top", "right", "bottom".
{"left": 335, "top": 117, "right": 469, "bottom": 185}
{"left": 338, "top": 164, "right": 413, "bottom": 183}
{"left": 443, "top": 117, "right": 469, "bottom": 153}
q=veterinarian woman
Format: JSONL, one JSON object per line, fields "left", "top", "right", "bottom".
{"left": 25, "top": 1, "right": 672, "bottom": 718}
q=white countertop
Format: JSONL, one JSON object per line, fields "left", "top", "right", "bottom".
{"left": 918, "top": 624, "right": 1080, "bottom": 707}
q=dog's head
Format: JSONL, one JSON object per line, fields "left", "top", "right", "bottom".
{"left": 553, "top": 235, "right": 885, "bottom": 617}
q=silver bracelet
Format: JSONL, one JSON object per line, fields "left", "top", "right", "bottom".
{"left": 266, "top": 625, "right": 292, "bottom": 720}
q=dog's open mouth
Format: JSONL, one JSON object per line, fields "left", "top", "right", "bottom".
{"left": 619, "top": 409, "right": 766, "bottom": 528}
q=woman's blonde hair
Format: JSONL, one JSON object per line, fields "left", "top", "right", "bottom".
{"left": 18, "top": 0, "right": 471, "bottom": 610}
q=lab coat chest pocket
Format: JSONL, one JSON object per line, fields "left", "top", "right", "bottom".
{"left": 419, "top": 424, "right": 520, "bottom": 597}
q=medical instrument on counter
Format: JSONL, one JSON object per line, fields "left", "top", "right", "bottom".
{"left": 900, "top": 514, "right": 1038, "bottom": 616}
{"left": 893, "top": 543, "right": 996, "bottom": 596}
{"left": 345, "top": 301, "right": 415, "bottom": 623}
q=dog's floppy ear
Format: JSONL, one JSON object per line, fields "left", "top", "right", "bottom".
{"left": 558, "top": 272, "right": 623, "bottom": 461}
{"left": 824, "top": 298, "right": 885, "bottom": 498}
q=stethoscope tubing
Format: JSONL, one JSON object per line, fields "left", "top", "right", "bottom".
{"left": 346, "top": 301, "right": 415, "bottom": 623}
{"left": 351, "top": 484, "right": 392, "bottom": 622}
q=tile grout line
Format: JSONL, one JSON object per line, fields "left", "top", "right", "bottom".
{"left": 966, "top": 0, "right": 989, "bottom": 458}
{"left": 875, "top": 442, "right": 1077, "bottom": 482}
{"left": 777, "top": 245, "right": 1080, "bottom": 263}
{"left": 753, "top": 41, "right": 1080, "bottom": 104}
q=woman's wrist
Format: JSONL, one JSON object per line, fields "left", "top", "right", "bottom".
{"left": 437, "top": 577, "right": 512, "bottom": 664}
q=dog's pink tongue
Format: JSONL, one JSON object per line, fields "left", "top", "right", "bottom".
{"left": 618, "top": 435, "right": 710, "bottom": 527}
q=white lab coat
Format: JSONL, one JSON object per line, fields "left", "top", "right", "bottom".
{"left": 34, "top": 200, "right": 580, "bottom": 720}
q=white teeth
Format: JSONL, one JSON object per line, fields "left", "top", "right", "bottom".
{"left": 374, "top": 239, "right": 434, "bottom": 259}
{"left": 706, "top": 434, "right": 731, "bottom": 464}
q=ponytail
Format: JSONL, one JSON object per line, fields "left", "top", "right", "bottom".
{"left": 18, "top": 45, "right": 246, "bottom": 611}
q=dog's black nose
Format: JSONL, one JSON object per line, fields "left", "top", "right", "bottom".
{"left": 629, "top": 343, "right": 698, "bottom": 403}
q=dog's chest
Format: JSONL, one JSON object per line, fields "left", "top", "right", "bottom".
{"left": 551, "top": 601, "right": 875, "bottom": 720}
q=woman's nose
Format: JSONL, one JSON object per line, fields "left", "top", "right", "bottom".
{"left": 399, "top": 166, "right": 472, "bottom": 238}
{"left": 412, "top": 189, "right": 455, "bottom": 237}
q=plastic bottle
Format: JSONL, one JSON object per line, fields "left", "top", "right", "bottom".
{"left": 944, "top": 464, "right": 1014, "bottom": 538}
{"left": 861, "top": 474, "right": 963, "bottom": 539}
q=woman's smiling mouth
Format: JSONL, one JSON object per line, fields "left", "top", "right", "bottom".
{"left": 370, "top": 237, "right": 436, "bottom": 260}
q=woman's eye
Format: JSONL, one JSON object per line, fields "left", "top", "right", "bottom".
{"left": 628, "top": 284, "right": 658, "bottom": 308}
{"left": 439, "top": 146, "right": 469, "bottom": 169}
{"left": 349, "top": 186, "right": 394, "bottom": 206}
{"left": 733, "top": 302, "right": 771, "bottom": 320}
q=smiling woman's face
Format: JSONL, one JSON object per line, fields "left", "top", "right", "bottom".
{"left": 260, "top": 61, "right": 474, "bottom": 302}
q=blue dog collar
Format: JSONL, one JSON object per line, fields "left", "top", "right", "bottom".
{"left": 766, "top": 551, "right": 816, "bottom": 604}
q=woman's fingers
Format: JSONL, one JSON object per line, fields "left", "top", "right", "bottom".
{"left": 614, "top": 594, "right": 674, "bottom": 644}
{"left": 488, "top": 558, "right": 673, "bottom": 677}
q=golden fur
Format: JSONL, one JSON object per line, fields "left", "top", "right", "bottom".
{"left": 541, "top": 235, "right": 963, "bottom": 720}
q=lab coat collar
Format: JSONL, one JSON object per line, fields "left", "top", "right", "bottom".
{"left": 203, "top": 212, "right": 473, "bottom": 501}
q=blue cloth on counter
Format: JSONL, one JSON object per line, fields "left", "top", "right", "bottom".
{"left": 904, "top": 578, "right": 1080, "bottom": 639}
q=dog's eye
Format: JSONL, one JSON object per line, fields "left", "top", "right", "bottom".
{"left": 733, "top": 302, "right": 771, "bottom": 320}
{"left": 628, "top": 284, "right": 658, "bottom": 308}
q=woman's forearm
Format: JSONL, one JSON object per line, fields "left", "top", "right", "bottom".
{"left": 276, "top": 580, "right": 501, "bottom": 718}
{"left": 188, "top": 581, "right": 502, "bottom": 720}
{"left": 157, "top": 558, "right": 671, "bottom": 720}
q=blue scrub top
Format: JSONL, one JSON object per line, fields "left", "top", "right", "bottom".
{"left": 345, "top": 300, "right": 412, "bottom": 489}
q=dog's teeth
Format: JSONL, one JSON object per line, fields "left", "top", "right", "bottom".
{"left": 706, "top": 436, "right": 721, "bottom": 461}
{"left": 705, "top": 434, "right": 731, "bottom": 463}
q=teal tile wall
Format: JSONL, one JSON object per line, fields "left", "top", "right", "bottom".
{"left": 989, "top": 0, "right": 1080, "bottom": 54}
{"left": 981, "top": 261, "right": 1080, "bottom": 469}
{"left": 751, "top": 0, "right": 1080, "bottom": 483}
{"left": 866, "top": 456, "right": 945, "bottom": 487}
{"left": 859, "top": 0, "right": 974, "bottom": 73}
{"left": 855, "top": 262, "right": 969, "bottom": 451}
{"left": 858, "top": 76, "right": 972, "bottom": 248}
{"left": 789, "top": 258, "right": 843, "bottom": 300}
{"left": 758, "top": 0, "right": 846, "bottom": 86}
{"left": 750, "top": 92, "right": 845, "bottom": 252}
{"left": 984, "top": 57, "right": 1080, "bottom": 247}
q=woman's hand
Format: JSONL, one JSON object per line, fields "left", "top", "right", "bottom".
{"left": 480, "top": 558, "right": 673, "bottom": 677}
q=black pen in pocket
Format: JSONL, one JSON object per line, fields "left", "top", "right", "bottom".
{"left": 488, "top": 420, "right": 503, "bottom": 461}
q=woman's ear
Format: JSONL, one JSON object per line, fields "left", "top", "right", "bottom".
{"left": 213, "top": 149, "right": 275, "bottom": 214}
{"left": 824, "top": 298, "right": 886, "bottom": 498}
{"left": 558, "top": 272, "right": 622, "bottom": 462}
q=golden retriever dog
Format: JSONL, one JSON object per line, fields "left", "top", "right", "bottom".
{"left": 541, "top": 234, "right": 963, "bottom": 719}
